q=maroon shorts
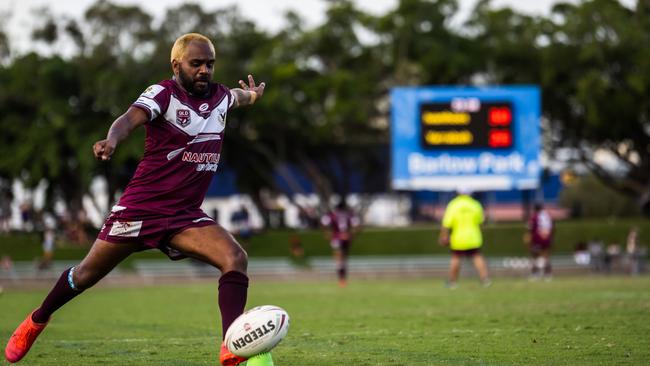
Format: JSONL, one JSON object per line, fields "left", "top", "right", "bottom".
{"left": 451, "top": 248, "right": 481, "bottom": 257}
{"left": 529, "top": 242, "right": 551, "bottom": 255}
{"left": 330, "top": 239, "right": 351, "bottom": 255}
{"left": 97, "top": 207, "right": 215, "bottom": 260}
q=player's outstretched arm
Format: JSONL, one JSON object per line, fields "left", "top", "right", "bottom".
{"left": 231, "top": 74, "right": 266, "bottom": 108}
{"left": 439, "top": 228, "right": 450, "bottom": 247}
{"left": 93, "top": 106, "right": 148, "bottom": 161}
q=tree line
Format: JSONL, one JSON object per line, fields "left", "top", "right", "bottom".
{"left": 0, "top": 0, "right": 649, "bottom": 218}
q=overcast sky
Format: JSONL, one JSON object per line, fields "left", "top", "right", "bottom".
{"left": 1, "top": 0, "right": 637, "bottom": 55}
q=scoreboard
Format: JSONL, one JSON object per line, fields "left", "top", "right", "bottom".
{"left": 420, "top": 100, "right": 514, "bottom": 149}
{"left": 390, "top": 86, "right": 541, "bottom": 192}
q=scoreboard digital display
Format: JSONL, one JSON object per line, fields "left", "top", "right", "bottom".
{"left": 390, "top": 85, "right": 541, "bottom": 191}
{"left": 420, "top": 99, "right": 514, "bottom": 149}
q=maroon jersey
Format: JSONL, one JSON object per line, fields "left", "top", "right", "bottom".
{"left": 528, "top": 210, "right": 553, "bottom": 247}
{"left": 117, "top": 79, "right": 234, "bottom": 216}
{"left": 321, "top": 209, "right": 360, "bottom": 241}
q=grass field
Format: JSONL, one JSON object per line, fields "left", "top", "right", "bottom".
{"left": 1, "top": 276, "right": 649, "bottom": 365}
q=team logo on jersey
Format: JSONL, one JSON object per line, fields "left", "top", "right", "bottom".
{"left": 176, "top": 109, "right": 191, "bottom": 127}
{"left": 108, "top": 220, "right": 142, "bottom": 237}
{"left": 217, "top": 108, "right": 227, "bottom": 126}
{"left": 142, "top": 84, "right": 164, "bottom": 98}
{"left": 199, "top": 103, "right": 209, "bottom": 112}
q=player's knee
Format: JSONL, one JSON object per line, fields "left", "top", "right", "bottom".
{"left": 71, "top": 265, "right": 100, "bottom": 290}
{"left": 221, "top": 245, "right": 248, "bottom": 273}
{"left": 232, "top": 245, "right": 249, "bottom": 270}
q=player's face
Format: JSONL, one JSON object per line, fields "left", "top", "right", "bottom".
{"left": 175, "top": 41, "right": 215, "bottom": 96}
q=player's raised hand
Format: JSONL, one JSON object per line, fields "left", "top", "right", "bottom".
{"left": 93, "top": 139, "right": 116, "bottom": 161}
{"left": 238, "top": 74, "right": 266, "bottom": 98}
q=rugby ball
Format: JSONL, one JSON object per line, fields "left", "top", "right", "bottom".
{"left": 225, "top": 305, "right": 290, "bottom": 357}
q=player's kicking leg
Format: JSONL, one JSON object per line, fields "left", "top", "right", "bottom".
{"left": 168, "top": 224, "right": 272, "bottom": 366}
{"left": 4, "top": 240, "right": 140, "bottom": 363}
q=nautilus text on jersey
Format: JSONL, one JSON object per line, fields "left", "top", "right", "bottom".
{"left": 182, "top": 152, "right": 221, "bottom": 172}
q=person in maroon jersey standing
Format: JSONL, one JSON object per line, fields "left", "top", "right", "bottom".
{"left": 524, "top": 202, "right": 554, "bottom": 281}
{"left": 5, "top": 33, "right": 268, "bottom": 366}
{"left": 321, "top": 200, "right": 361, "bottom": 287}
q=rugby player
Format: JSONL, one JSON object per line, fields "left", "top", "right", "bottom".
{"left": 5, "top": 33, "right": 271, "bottom": 366}
{"left": 524, "top": 203, "right": 554, "bottom": 280}
{"left": 438, "top": 189, "right": 491, "bottom": 288}
{"left": 321, "top": 201, "right": 360, "bottom": 287}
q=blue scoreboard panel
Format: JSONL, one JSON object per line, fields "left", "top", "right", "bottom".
{"left": 391, "top": 86, "right": 541, "bottom": 191}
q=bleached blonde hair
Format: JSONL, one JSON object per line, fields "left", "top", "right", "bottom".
{"left": 170, "top": 33, "right": 215, "bottom": 63}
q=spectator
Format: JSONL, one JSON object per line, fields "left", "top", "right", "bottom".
{"left": 573, "top": 241, "right": 590, "bottom": 266}
{"left": 0, "top": 193, "right": 11, "bottom": 234}
{"left": 604, "top": 244, "right": 622, "bottom": 273}
{"left": 625, "top": 227, "right": 647, "bottom": 275}
{"left": 588, "top": 239, "right": 606, "bottom": 272}
{"left": 230, "top": 205, "right": 252, "bottom": 247}
{"left": 1, "top": 255, "right": 17, "bottom": 282}
{"left": 438, "top": 188, "right": 490, "bottom": 288}
{"left": 19, "top": 201, "right": 34, "bottom": 232}
{"left": 288, "top": 233, "right": 307, "bottom": 267}
{"left": 38, "top": 213, "right": 57, "bottom": 270}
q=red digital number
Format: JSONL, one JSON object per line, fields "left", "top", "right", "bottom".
{"left": 489, "top": 130, "right": 512, "bottom": 148}
{"left": 488, "top": 107, "right": 512, "bottom": 126}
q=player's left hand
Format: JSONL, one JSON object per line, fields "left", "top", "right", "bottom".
{"left": 238, "top": 74, "right": 265, "bottom": 98}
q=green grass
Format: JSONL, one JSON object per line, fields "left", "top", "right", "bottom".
{"left": 1, "top": 276, "right": 649, "bottom": 365}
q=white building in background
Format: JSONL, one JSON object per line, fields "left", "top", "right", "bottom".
{"left": 7, "top": 177, "right": 415, "bottom": 231}
{"left": 201, "top": 192, "right": 413, "bottom": 232}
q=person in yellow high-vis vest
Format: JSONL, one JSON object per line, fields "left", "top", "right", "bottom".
{"left": 438, "top": 189, "right": 491, "bottom": 288}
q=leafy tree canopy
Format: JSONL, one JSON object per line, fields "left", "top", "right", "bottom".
{"left": 1, "top": 0, "right": 649, "bottom": 218}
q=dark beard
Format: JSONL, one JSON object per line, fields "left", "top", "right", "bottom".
{"left": 177, "top": 70, "right": 209, "bottom": 97}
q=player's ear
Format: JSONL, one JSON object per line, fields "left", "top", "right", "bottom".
{"left": 171, "top": 59, "right": 180, "bottom": 75}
